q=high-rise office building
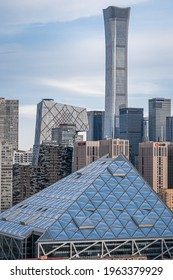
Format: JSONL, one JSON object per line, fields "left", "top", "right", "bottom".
{"left": 0, "top": 142, "right": 13, "bottom": 213}
{"left": 142, "top": 117, "right": 149, "bottom": 142}
{"left": 138, "top": 142, "right": 169, "bottom": 193}
{"left": 119, "top": 107, "right": 143, "bottom": 167}
{"left": 149, "top": 98, "right": 171, "bottom": 142}
{"left": 168, "top": 144, "right": 173, "bottom": 189}
{"left": 103, "top": 6, "right": 130, "bottom": 138}
{"left": 0, "top": 98, "right": 18, "bottom": 212}
{"left": 74, "top": 138, "right": 129, "bottom": 171}
{"left": 33, "top": 99, "right": 89, "bottom": 164}
{"left": 87, "top": 111, "right": 104, "bottom": 141}
{"left": 166, "top": 116, "right": 173, "bottom": 142}
{"left": 0, "top": 97, "right": 18, "bottom": 150}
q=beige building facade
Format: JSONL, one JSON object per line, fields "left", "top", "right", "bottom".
{"left": 159, "top": 189, "right": 173, "bottom": 211}
{"left": 138, "top": 142, "right": 169, "bottom": 193}
{"left": 74, "top": 139, "right": 129, "bottom": 171}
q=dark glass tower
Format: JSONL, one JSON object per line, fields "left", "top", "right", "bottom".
{"left": 149, "top": 98, "right": 171, "bottom": 142}
{"left": 119, "top": 107, "right": 143, "bottom": 167}
{"left": 103, "top": 6, "right": 130, "bottom": 138}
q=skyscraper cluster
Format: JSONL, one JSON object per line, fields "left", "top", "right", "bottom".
{"left": 1, "top": 5, "right": 173, "bottom": 260}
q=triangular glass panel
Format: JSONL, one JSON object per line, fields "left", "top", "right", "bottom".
{"left": 65, "top": 229, "right": 77, "bottom": 239}
{"left": 121, "top": 193, "right": 130, "bottom": 200}
{"left": 126, "top": 228, "right": 135, "bottom": 237}
{"left": 84, "top": 204, "right": 95, "bottom": 213}
{"left": 72, "top": 231, "right": 85, "bottom": 240}
{"left": 97, "top": 208, "right": 109, "bottom": 216}
{"left": 99, "top": 201, "right": 110, "bottom": 209}
{"left": 119, "top": 228, "right": 130, "bottom": 238}
{"left": 102, "top": 231, "right": 115, "bottom": 239}
{"left": 111, "top": 227, "right": 123, "bottom": 236}
{"left": 106, "top": 210, "right": 116, "bottom": 219}
{"left": 65, "top": 222, "right": 78, "bottom": 231}
{"left": 85, "top": 191, "right": 96, "bottom": 199}
{"left": 96, "top": 228, "right": 106, "bottom": 238}
{"left": 140, "top": 227, "right": 152, "bottom": 236}
{"left": 120, "top": 178, "right": 131, "bottom": 189}
{"left": 80, "top": 229, "right": 93, "bottom": 238}
{"left": 59, "top": 219, "right": 70, "bottom": 228}
{"left": 107, "top": 177, "right": 117, "bottom": 189}
{"left": 69, "top": 202, "right": 80, "bottom": 211}
{"left": 162, "top": 229, "right": 173, "bottom": 237}
{"left": 78, "top": 195, "right": 89, "bottom": 204}
{"left": 77, "top": 201, "right": 87, "bottom": 209}
{"left": 99, "top": 190, "right": 110, "bottom": 199}
{"left": 100, "top": 174, "right": 111, "bottom": 183}
{"left": 100, "top": 185, "right": 111, "bottom": 193}
{"left": 90, "top": 212, "right": 102, "bottom": 221}
{"left": 155, "top": 220, "right": 166, "bottom": 229}
{"left": 111, "top": 220, "right": 123, "bottom": 228}
{"left": 60, "top": 213, "right": 72, "bottom": 221}
{"left": 87, "top": 230, "right": 100, "bottom": 239}
{"left": 127, "top": 187, "right": 138, "bottom": 198}
{"left": 93, "top": 178, "right": 105, "bottom": 189}
{"left": 133, "top": 230, "right": 145, "bottom": 238}
{"left": 115, "top": 161, "right": 124, "bottom": 166}
{"left": 120, "top": 199, "right": 130, "bottom": 207}
{"left": 105, "top": 217, "right": 115, "bottom": 226}
{"left": 51, "top": 221, "right": 62, "bottom": 229}
{"left": 106, "top": 200, "right": 115, "bottom": 208}
{"left": 68, "top": 209, "right": 80, "bottom": 217}
{"left": 92, "top": 193, "right": 103, "bottom": 201}
{"left": 147, "top": 228, "right": 160, "bottom": 237}
{"left": 92, "top": 199, "right": 102, "bottom": 208}
{"left": 113, "top": 176, "right": 123, "bottom": 183}
{"left": 127, "top": 175, "right": 138, "bottom": 183}
{"left": 97, "top": 221, "right": 109, "bottom": 230}
{"left": 56, "top": 230, "right": 69, "bottom": 240}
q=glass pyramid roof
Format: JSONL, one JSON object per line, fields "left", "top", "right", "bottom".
{"left": 0, "top": 154, "right": 173, "bottom": 242}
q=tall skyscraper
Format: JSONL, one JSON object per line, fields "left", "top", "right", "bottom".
{"left": 166, "top": 116, "right": 173, "bottom": 142}
{"left": 138, "top": 142, "right": 169, "bottom": 193}
{"left": 149, "top": 98, "right": 171, "bottom": 142}
{"left": 0, "top": 97, "right": 19, "bottom": 212}
{"left": 0, "top": 97, "right": 19, "bottom": 150}
{"left": 119, "top": 107, "right": 143, "bottom": 167}
{"left": 103, "top": 6, "right": 130, "bottom": 138}
{"left": 87, "top": 111, "right": 104, "bottom": 141}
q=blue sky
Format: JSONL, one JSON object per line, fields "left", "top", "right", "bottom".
{"left": 0, "top": 0, "right": 173, "bottom": 150}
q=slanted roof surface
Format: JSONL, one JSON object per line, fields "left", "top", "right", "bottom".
{"left": 0, "top": 154, "right": 173, "bottom": 242}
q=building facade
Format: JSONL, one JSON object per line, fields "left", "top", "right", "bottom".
{"left": 166, "top": 116, "right": 173, "bottom": 142}
{"left": 0, "top": 98, "right": 19, "bottom": 150}
{"left": 119, "top": 107, "right": 143, "bottom": 167}
{"left": 159, "top": 189, "right": 173, "bottom": 211}
{"left": 0, "top": 142, "right": 13, "bottom": 213}
{"left": 87, "top": 111, "right": 104, "bottom": 141}
{"left": 13, "top": 143, "right": 73, "bottom": 205}
{"left": 33, "top": 99, "right": 89, "bottom": 165}
{"left": 138, "top": 142, "right": 169, "bottom": 193}
{"left": 103, "top": 6, "right": 130, "bottom": 138}
{"left": 149, "top": 98, "right": 171, "bottom": 142}
{"left": 74, "top": 138, "right": 129, "bottom": 171}
{"left": 13, "top": 149, "right": 33, "bottom": 164}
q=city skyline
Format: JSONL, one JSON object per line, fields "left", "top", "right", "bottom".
{"left": 0, "top": 0, "right": 173, "bottom": 150}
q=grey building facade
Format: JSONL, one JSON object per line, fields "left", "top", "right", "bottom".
{"left": 119, "top": 107, "right": 143, "bottom": 167}
{"left": 33, "top": 99, "right": 89, "bottom": 164}
{"left": 166, "top": 116, "right": 173, "bottom": 142}
{"left": 149, "top": 98, "right": 171, "bottom": 142}
{"left": 103, "top": 6, "right": 130, "bottom": 138}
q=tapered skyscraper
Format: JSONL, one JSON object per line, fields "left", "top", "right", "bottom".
{"left": 103, "top": 6, "right": 130, "bottom": 138}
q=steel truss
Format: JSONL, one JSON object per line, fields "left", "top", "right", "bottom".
{"left": 37, "top": 238, "right": 173, "bottom": 260}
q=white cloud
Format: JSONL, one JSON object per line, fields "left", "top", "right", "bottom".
{"left": 0, "top": 0, "right": 149, "bottom": 24}
{"left": 19, "top": 104, "right": 36, "bottom": 118}
{"left": 37, "top": 77, "right": 104, "bottom": 96}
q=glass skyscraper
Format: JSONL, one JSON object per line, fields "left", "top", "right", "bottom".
{"left": 149, "top": 98, "right": 171, "bottom": 142}
{"left": 103, "top": 6, "right": 130, "bottom": 138}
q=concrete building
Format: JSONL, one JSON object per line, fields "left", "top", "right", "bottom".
{"left": 159, "top": 189, "right": 173, "bottom": 211}
{"left": 119, "top": 107, "right": 143, "bottom": 167}
{"left": 87, "top": 111, "right": 104, "bottom": 141}
{"left": 0, "top": 97, "right": 19, "bottom": 150}
{"left": 1, "top": 154, "right": 173, "bottom": 260}
{"left": 149, "top": 98, "right": 171, "bottom": 142}
{"left": 103, "top": 6, "right": 130, "bottom": 138}
{"left": 13, "top": 143, "right": 73, "bottom": 205}
{"left": 52, "top": 124, "right": 76, "bottom": 147}
{"left": 138, "top": 142, "right": 169, "bottom": 193}
{"left": 0, "top": 142, "right": 13, "bottom": 213}
{"left": 33, "top": 99, "right": 89, "bottom": 165}
{"left": 74, "top": 138, "right": 129, "bottom": 171}
{"left": 13, "top": 149, "right": 33, "bottom": 164}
